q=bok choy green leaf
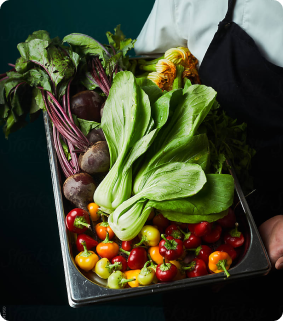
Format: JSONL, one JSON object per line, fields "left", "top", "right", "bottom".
{"left": 108, "top": 162, "right": 207, "bottom": 240}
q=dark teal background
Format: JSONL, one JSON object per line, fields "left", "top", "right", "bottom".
{"left": 0, "top": 1, "right": 166, "bottom": 320}
{"left": 0, "top": 1, "right": 283, "bottom": 321}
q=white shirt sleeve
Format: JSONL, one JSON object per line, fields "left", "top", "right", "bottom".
{"left": 135, "top": 0, "right": 283, "bottom": 68}
{"left": 134, "top": 0, "right": 187, "bottom": 56}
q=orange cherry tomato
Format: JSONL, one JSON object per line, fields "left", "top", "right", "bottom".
{"left": 95, "top": 222, "right": 115, "bottom": 240}
{"left": 87, "top": 203, "right": 100, "bottom": 221}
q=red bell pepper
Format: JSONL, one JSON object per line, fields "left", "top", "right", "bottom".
{"left": 217, "top": 208, "right": 236, "bottom": 228}
{"left": 159, "top": 234, "right": 183, "bottom": 260}
{"left": 65, "top": 208, "right": 91, "bottom": 234}
{"left": 156, "top": 259, "right": 178, "bottom": 282}
{"left": 111, "top": 256, "right": 127, "bottom": 272}
{"left": 76, "top": 234, "right": 98, "bottom": 252}
{"left": 184, "top": 258, "right": 208, "bottom": 278}
{"left": 165, "top": 224, "right": 183, "bottom": 240}
{"left": 152, "top": 212, "right": 170, "bottom": 233}
{"left": 216, "top": 244, "right": 237, "bottom": 261}
{"left": 188, "top": 221, "right": 212, "bottom": 237}
{"left": 188, "top": 245, "right": 212, "bottom": 266}
{"left": 181, "top": 230, "right": 201, "bottom": 249}
{"left": 120, "top": 247, "right": 148, "bottom": 270}
{"left": 121, "top": 240, "right": 133, "bottom": 251}
{"left": 202, "top": 224, "right": 222, "bottom": 243}
{"left": 224, "top": 223, "right": 245, "bottom": 248}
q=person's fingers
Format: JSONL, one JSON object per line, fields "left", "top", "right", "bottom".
{"left": 275, "top": 256, "right": 283, "bottom": 270}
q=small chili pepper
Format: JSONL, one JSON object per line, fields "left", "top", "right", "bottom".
{"left": 152, "top": 212, "right": 170, "bottom": 232}
{"left": 108, "top": 271, "right": 135, "bottom": 289}
{"left": 209, "top": 251, "right": 232, "bottom": 277}
{"left": 216, "top": 244, "right": 237, "bottom": 261}
{"left": 149, "top": 246, "right": 166, "bottom": 264}
{"left": 65, "top": 208, "right": 91, "bottom": 234}
{"left": 188, "top": 221, "right": 212, "bottom": 237}
{"left": 120, "top": 247, "right": 148, "bottom": 270}
{"left": 76, "top": 234, "right": 98, "bottom": 252}
{"left": 96, "top": 231, "right": 119, "bottom": 260}
{"left": 94, "top": 257, "right": 122, "bottom": 279}
{"left": 95, "top": 216, "right": 114, "bottom": 240}
{"left": 137, "top": 261, "right": 156, "bottom": 285}
{"left": 87, "top": 202, "right": 100, "bottom": 221}
{"left": 188, "top": 245, "right": 212, "bottom": 266}
{"left": 75, "top": 241, "right": 99, "bottom": 272}
{"left": 179, "top": 229, "right": 201, "bottom": 249}
{"left": 124, "top": 270, "right": 141, "bottom": 287}
{"left": 159, "top": 234, "right": 183, "bottom": 260}
{"left": 170, "top": 260, "right": 186, "bottom": 281}
{"left": 202, "top": 224, "right": 222, "bottom": 243}
{"left": 183, "top": 258, "right": 208, "bottom": 278}
{"left": 217, "top": 207, "right": 236, "bottom": 228}
{"left": 224, "top": 223, "right": 245, "bottom": 248}
{"left": 165, "top": 224, "right": 183, "bottom": 240}
{"left": 156, "top": 258, "right": 178, "bottom": 282}
{"left": 111, "top": 256, "right": 127, "bottom": 272}
{"left": 137, "top": 225, "right": 160, "bottom": 247}
{"left": 122, "top": 240, "right": 133, "bottom": 251}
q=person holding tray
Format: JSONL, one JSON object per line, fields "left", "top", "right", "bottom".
{"left": 135, "top": 0, "right": 283, "bottom": 272}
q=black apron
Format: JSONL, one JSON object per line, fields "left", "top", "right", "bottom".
{"left": 199, "top": 0, "right": 283, "bottom": 226}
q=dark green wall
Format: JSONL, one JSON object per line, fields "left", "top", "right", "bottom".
{"left": 0, "top": 1, "right": 166, "bottom": 320}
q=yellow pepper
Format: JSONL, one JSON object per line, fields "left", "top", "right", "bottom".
{"left": 138, "top": 225, "right": 160, "bottom": 247}
{"left": 170, "top": 260, "right": 186, "bottom": 281}
{"left": 124, "top": 270, "right": 141, "bottom": 288}
{"left": 208, "top": 251, "right": 232, "bottom": 278}
{"left": 75, "top": 241, "right": 99, "bottom": 272}
{"left": 149, "top": 246, "right": 165, "bottom": 265}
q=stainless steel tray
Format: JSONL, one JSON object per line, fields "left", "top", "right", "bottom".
{"left": 43, "top": 111, "right": 271, "bottom": 308}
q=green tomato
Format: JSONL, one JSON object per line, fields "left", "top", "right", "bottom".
{"left": 94, "top": 258, "right": 111, "bottom": 279}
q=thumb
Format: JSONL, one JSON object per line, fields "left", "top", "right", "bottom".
{"left": 275, "top": 256, "right": 283, "bottom": 270}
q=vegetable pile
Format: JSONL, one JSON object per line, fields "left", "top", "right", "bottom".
{"left": 67, "top": 206, "right": 246, "bottom": 287}
{"left": 0, "top": 26, "right": 255, "bottom": 288}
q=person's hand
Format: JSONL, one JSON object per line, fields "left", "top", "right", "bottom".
{"left": 258, "top": 215, "right": 283, "bottom": 270}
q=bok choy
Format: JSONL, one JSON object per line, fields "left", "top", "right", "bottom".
{"left": 108, "top": 162, "right": 207, "bottom": 240}
{"left": 93, "top": 71, "right": 177, "bottom": 213}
